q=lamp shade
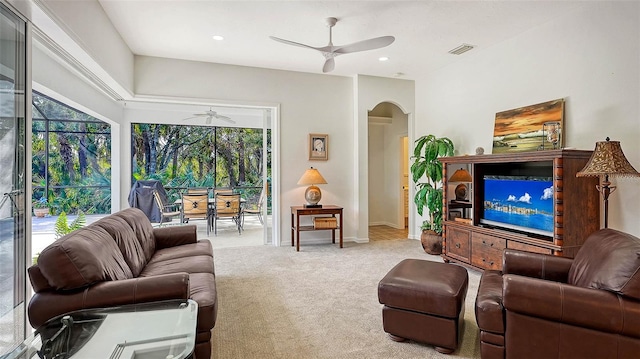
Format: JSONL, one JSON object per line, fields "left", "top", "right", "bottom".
{"left": 297, "top": 167, "right": 328, "bottom": 185}
{"left": 449, "top": 168, "right": 473, "bottom": 182}
{"left": 577, "top": 138, "right": 640, "bottom": 178}
{"left": 576, "top": 137, "right": 639, "bottom": 229}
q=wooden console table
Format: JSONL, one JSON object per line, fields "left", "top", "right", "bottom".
{"left": 290, "top": 205, "right": 343, "bottom": 251}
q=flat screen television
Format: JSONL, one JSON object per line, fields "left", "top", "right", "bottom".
{"left": 480, "top": 175, "right": 554, "bottom": 237}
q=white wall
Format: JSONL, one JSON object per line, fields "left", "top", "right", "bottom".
{"left": 32, "top": 44, "right": 123, "bottom": 121}
{"left": 34, "top": 0, "right": 134, "bottom": 96}
{"left": 367, "top": 124, "right": 385, "bottom": 225}
{"left": 383, "top": 106, "right": 409, "bottom": 228}
{"left": 415, "top": 2, "right": 640, "bottom": 236}
{"left": 32, "top": 42, "right": 124, "bottom": 211}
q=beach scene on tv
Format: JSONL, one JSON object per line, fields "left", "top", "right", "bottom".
{"left": 482, "top": 176, "right": 554, "bottom": 236}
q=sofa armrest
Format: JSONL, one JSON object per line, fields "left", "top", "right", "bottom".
{"left": 503, "top": 274, "right": 640, "bottom": 337}
{"left": 502, "top": 249, "right": 573, "bottom": 282}
{"left": 153, "top": 225, "right": 197, "bottom": 249}
{"left": 28, "top": 273, "right": 190, "bottom": 329}
{"left": 475, "top": 270, "right": 505, "bottom": 334}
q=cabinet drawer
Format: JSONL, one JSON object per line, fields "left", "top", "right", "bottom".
{"left": 507, "top": 241, "right": 552, "bottom": 255}
{"left": 446, "top": 226, "right": 470, "bottom": 261}
{"left": 472, "top": 233, "right": 505, "bottom": 270}
{"left": 473, "top": 233, "right": 506, "bottom": 249}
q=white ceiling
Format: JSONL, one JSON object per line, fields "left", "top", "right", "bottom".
{"left": 97, "top": 1, "right": 588, "bottom": 80}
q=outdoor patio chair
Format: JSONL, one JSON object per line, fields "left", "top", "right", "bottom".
{"left": 186, "top": 187, "right": 209, "bottom": 195}
{"left": 213, "top": 188, "right": 233, "bottom": 196}
{"left": 152, "top": 190, "right": 181, "bottom": 225}
{"left": 213, "top": 193, "right": 243, "bottom": 235}
{"left": 243, "top": 186, "right": 265, "bottom": 225}
{"left": 181, "top": 192, "right": 211, "bottom": 235}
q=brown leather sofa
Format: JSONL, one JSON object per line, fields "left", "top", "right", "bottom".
{"left": 475, "top": 228, "right": 640, "bottom": 359}
{"left": 27, "top": 207, "right": 217, "bottom": 359}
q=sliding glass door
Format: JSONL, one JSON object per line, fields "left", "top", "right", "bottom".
{"left": 0, "top": 2, "right": 27, "bottom": 354}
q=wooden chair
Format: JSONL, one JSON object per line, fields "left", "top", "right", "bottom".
{"left": 213, "top": 193, "right": 243, "bottom": 235}
{"left": 152, "top": 190, "right": 181, "bottom": 225}
{"left": 186, "top": 187, "right": 209, "bottom": 195}
{"left": 213, "top": 188, "right": 233, "bottom": 196}
{"left": 181, "top": 192, "right": 211, "bottom": 235}
{"left": 243, "top": 187, "right": 265, "bottom": 225}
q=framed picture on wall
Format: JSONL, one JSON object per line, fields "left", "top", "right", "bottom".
{"left": 309, "top": 133, "right": 328, "bottom": 161}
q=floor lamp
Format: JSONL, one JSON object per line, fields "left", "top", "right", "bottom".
{"left": 576, "top": 137, "right": 640, "bottom": 228}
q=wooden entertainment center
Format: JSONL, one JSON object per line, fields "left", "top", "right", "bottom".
{"left": 440, "top": 149, "right": 600, "bottom": 271}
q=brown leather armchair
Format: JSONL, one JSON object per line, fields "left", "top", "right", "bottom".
{"left": 475, "top": 228, "right": 640, "bottom": 359}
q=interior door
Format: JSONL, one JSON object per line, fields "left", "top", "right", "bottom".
{"left": 0, "top": 2, "right": 27, "bottom": 354}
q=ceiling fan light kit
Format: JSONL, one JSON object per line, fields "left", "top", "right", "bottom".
{"left": 270, "top": 17, "right": 395, "bottom": 73}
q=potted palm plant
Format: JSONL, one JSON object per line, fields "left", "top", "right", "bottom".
{"left": 411, "top": 134, "right": 455, "bottom": 254}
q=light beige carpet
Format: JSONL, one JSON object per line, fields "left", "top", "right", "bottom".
{"left": 211, "top": 238, "right": 482, "bottom": 359}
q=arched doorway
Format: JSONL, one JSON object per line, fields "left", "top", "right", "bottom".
{"left": 367, "top": 102, "right": 408, "bottom": 239}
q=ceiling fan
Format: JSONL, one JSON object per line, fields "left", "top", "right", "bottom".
{"left": 269, "top": 17, "right": 395, "bottom": 73}
{"left": 182, "top": 108, "right": 234, "bottom": 124}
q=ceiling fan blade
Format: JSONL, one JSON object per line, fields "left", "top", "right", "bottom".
{"left": 269, "top": 36, "right": 324, "bottom": 51}
{"left": 322, "top": 57, "right": 335, "bottom": 73}
{"left": 217, "top": 115, "right": 234, "bottom": 123}
{"left": 334, "top": 36, "right": 395, "bottom": 54}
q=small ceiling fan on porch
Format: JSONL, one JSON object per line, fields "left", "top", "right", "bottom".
{"left": 182, "top": 108, "right": 234, "bottom": 124}
{"left": 269, "top": 17, "right": 395, "bottom": 73}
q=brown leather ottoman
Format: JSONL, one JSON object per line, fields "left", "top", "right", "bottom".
{"left": 378, "top": 259, "right": 469, "bottom": 354}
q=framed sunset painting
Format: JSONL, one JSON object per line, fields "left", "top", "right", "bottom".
{"left": 492, "top": 99, "right": 564, "bottom": 154}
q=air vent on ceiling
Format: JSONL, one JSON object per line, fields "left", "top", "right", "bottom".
{"left": 448, "top": 44, "right": 475, "bottom": 55}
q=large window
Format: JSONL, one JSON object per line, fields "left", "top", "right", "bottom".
{"left": 31, "top": 92, "right": 111, "bottom": 214}
{"left": 131, "top": 123, "right": 270, "bottom": 202}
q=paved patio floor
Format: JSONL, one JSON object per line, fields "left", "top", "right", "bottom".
{"left": 31, "top": 213, "right": 267, "bottom": 259}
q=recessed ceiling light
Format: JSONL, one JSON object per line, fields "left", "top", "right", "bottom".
{"left": 378, "top": 56, "right": 389, "bottom": 62}
{"left": 212, "top": 35, "right": 224, "bottom": 41}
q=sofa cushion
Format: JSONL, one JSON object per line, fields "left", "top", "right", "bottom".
{"left": 568, "top": 229, "right": 640, "bottom": 299}
{"left": 92, "top": 215, "right": 148, "bottom": 277}
{"left": 139, "top": 255, "right": 214, "bottom": 277}
{"left": 147, "top": 240, "right": 213, "bottom": 264}
{"left": 37, "top": 226, "right": 133, "bottom": 290}
{"left": 111, "top": 208, "right": 156, "bottom": 262}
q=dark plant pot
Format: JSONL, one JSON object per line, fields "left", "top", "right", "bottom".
{"left": 420, "top": 230, "right": 442, "bottom": 255}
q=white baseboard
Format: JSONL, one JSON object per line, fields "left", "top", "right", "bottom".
{"left": 352, "top": 237, "right": 370, "bottom": 244}
{"left": 282, "top": 236, "right": 363, "bottom": 246}
{"left": 369, "top": 221, "right": 404, "bottom": 229}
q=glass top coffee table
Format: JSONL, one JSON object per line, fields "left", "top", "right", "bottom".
{"left": 4, "top": 299, "right": 198, "bottom": 359}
